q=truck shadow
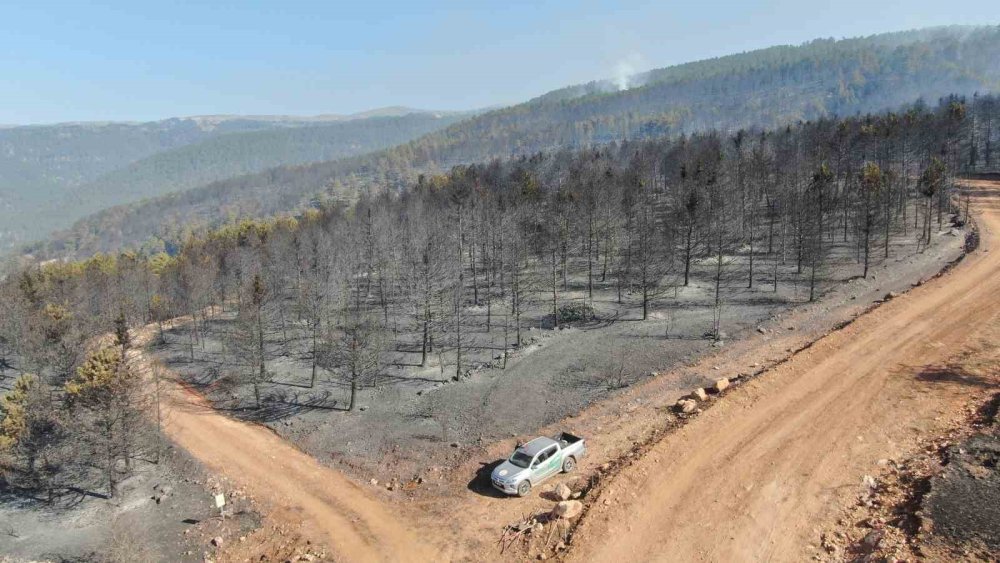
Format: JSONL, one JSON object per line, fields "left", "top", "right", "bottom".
{"left": 467, "top": 459, "right": 508, "bottom": 498}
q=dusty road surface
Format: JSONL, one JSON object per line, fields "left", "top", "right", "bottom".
{"left": 129, "top": 327, "right": 435, "bottom": 563}
{"left": 567, "top": 181, "right": 1000, "bottom": 562}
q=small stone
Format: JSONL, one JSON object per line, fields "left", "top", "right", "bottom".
{"left": 369, "top": 478, "right": 378, "bottom": 486}
{"left": 690, "top": 388, "right": 709, "bottom": 402}
{"left": 714, "top": 378, "right": 730, "bottom": 393}
{"left": 211, "top": 536, "right": 224, "bottom": 547}
{"left": 861, "top": 474, "right": 877, "bottom": 491}
{"left": 861, "top": 530, "right": 883, "bottom": 551}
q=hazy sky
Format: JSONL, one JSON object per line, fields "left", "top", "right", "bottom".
{"left": 1, "top": 1, "right": 996, "bottom": 124}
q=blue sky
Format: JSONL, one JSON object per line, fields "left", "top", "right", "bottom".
{"left": 1, "top": 1, "right": 996, "bottom": 124}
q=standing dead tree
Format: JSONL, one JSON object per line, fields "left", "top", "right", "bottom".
{"left": 224, "top": 274, "right": 275, "bottom": 409}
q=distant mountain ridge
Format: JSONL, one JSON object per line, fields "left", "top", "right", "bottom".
{"left": 57, "top": 112, "right": 464, "bottom": 226}
{"left": 0, "top": 108, "right": 462, "bottom": 249}
{"left": 5, "top": 106, "right": 453, "bottom": 129}
{"left": 23, "top": 25, "right": 1000, "bottom": 260}
{"left": 186, "top": 106, "right": 460, "bottom": 127}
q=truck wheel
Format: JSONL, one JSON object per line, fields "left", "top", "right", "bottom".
{"left": 562, "top": 456, "right": 577, "bottom": 473}
{"left": 516, "top": 480, "right": 532, "bottom": 497}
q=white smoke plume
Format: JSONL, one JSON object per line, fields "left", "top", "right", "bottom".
{"left": 613, "top": 52, "right": 647, "bottom": 91}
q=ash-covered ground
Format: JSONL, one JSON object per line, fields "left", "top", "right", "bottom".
{"left": 925, "top": 395, "right": 1000, "bottom": 552}
{"left": 149, "top": 227, "right": 965, "bottom": 483}
{"left": 0, "top": 444, "right": 259, "bottom": 563}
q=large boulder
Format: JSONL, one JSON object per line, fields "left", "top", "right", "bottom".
{"left": 552, "top": 500, "right": 583, "bottom": 519}
{"left": 554, "top": 483, "right": 572, "bottom": 501}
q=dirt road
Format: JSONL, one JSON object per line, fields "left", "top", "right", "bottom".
{"left": 130, "top": 327, "right": 434, "bottom": 563}
{"left": 567, "top": 182, "right": 1000, "bottom": 562}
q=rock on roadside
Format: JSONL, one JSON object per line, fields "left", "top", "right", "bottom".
{"left": 555, "top": 483, "right": 572, "bottom": 501}
{"left": 552, "top": 500, "right": 583, "bottom": 519}
{"left": 675, "top": 399, "right": 697, "bottom": 413}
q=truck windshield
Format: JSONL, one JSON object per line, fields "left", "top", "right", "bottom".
{"left": 509, "top": 450, "right": 533, "bottom": 468}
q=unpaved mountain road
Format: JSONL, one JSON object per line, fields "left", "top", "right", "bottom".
{"left": 129, "top": 327, "right": 435, "bottom": 563}
{"left": 567, "top": 179, "right": 1000, "bottom": 562}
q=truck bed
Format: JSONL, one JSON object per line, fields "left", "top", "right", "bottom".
{"left": 554, "top": 432, "right": 585, "bottom": 459}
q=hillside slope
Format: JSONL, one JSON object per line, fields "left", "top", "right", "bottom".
{"left": 55, "top": 113, "right": 462, "bottom": 232}
{"left": 37, "top": 25, "right": 1000, "bottom": 258}
{"left": 0, "top": 110, "right": 458, "bottom": 251}
{"left": 0, "top": 118, "right": 294, "bottom": 246}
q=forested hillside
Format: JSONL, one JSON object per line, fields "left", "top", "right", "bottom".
{"left": 54, "top": 113, "right": 462, "bottom": 234}
{"left": 38, "top": 25, "right": 1000, "bottom": 259}
{"left": 0, "top": 95, "right": 992, "bottom": 498}
{"left": 0, "top": 110, "right": 458, "bottom": 252}
{"left": 0, "top": 118, "right": 293, "bottom": 246}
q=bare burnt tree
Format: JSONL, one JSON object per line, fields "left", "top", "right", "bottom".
{"left": 806, "top": 163, "right": 834, "bottom": 300}
{"left": 225, "top": 273, "right": 275, "bottom": 409}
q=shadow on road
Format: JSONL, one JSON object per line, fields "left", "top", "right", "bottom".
{"left": 915, "top": 364, "right": 994, "bottom": 389}
{"left": 467, "top": 459, "right": 508, "bottom": 498}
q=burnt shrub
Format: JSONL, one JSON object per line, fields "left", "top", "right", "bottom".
{"left": 558, "top": 302, "right": 596, "bottom": 323}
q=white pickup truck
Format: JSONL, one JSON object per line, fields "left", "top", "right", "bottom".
{"left": 491, "top": 432, "right": 586, "bottom": 497}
